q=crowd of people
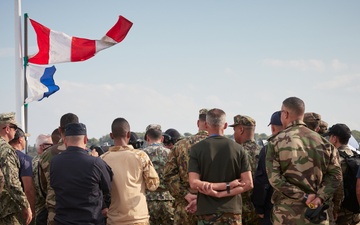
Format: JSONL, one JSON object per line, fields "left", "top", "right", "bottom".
{"left": 0, "top": 96, "right": 360, "bottom": 225}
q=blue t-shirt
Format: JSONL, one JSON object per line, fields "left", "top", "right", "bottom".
{"left": 16, "top": 150, "right": 33, "bottom": 177}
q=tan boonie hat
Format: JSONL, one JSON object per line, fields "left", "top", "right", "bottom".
{"left": 229, "top": 115, "right": 256, "bottom": 127}
{"left": 199, "top": 108, "right": 208, "bottom": 115}
{"left": 146, "top": 124, "right": 162, "bottom": 132}
{"left": 303, "top": 112, "right": 321, "bottom": 124}
{"left": 0, "top": 112, "right": 18, "bottom": 125}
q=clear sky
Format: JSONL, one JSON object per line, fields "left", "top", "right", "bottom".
{"left": 1, "top": 1, "right": 359, "bottom": 145}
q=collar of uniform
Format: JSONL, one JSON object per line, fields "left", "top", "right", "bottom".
{"left": 109, "top": 145, "right": 134, "bottom": 152}
{"left": 197, "top": 130, "right": 208, "bottom": 136}
{"left": 338, "top": 145, "right": 354, "bottom": 157}
{"left": 286, "top": 120, "right": 306, "bottom": 129}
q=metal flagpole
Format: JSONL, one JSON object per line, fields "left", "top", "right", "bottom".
{"left": 14, "top": 0, "right": 25, "bottom": 134}
{"left": 23, "top": 13, "right": 29, "bottom": 154}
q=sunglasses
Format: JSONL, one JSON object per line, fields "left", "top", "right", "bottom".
{"left": 2, "top": 124, "right": 18, "bottom": 130}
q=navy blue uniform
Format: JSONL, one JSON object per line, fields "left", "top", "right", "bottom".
{"left": 251, "top": 145, "right": 273, "bottom": 225}
{"left": 50, "top": 146, "right": 112, "bottom": 225}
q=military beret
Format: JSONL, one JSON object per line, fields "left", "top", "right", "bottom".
{"left": 65, "top": 123, "right": 87, "bottom": 136}
{"left": 146, "top": 124, "right": 162, "bottom": 132}
{"left": 229, "top": 115, "right": 256, "bottom": 127}
{"left": 0, "top": 112, "right": 18, "bottom": 126}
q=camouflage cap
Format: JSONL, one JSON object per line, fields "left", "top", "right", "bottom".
{"left": 303, "top": 112, "right": 321, "bottom": 124}
{"left": 318, "top": 120, "right": 328, "bottom": 134}
{"left": 146, "top": 124, "right": 162, "bottom": 132}
{"left": 0, "top": 112, "right": 18, "bottom": 126}
{"left": 229, "top": 115, "right": 256, "bottom": 127}
{"left": 199, "top": 108, "right": 208, "bottom": 115}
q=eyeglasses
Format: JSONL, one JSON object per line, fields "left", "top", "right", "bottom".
{"left": 2, "top": 124, "right": 18, "bottom": 130}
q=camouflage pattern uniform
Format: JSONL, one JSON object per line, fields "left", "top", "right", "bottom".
{"left": 229, "top": 114, "right": 260, "bottom": 225}
{"left": 266, "top": 120, "right": 343, "bottom": 225}
{"left": 164, "top": 130, "right": 208, "bottom": 225}
{"left": 0, "top": 137, "right": 30, "bottom": 225}
{"left": 197, "top": 213, "right": 242, "bottom": 225}
{"left": 241, "top": 140, "right": 260, "bottom": 225}
{"left": 38, "top": 141, "right": 66, "bottom": 225}
{"left": 0, "top": 169, "right": 3, "bottom": 196}
{"left": 32, "top": 154, "right": 46, "bottom": 218}
{"left": 334, "top": 145, "right": 360, "bottom": 225}
{"left": 143, "top": 143, "right": 175, "bottom": 225}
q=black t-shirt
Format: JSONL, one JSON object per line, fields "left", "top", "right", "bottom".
{"left": 188, "top": 135, "right": 250, "bottom": 215}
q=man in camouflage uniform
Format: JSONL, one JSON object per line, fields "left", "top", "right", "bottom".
{"left": 266, "top": 97, "right": 343, "bottom": 225}
{"left": 230, "top": 114, "right": 260, "bottom": 225}
{"left": 32, "top": 134, "right": 53, "bottom": 225}
{"left": 38, "top": 113, "right": 79, "bottom": 225}
{"left": 0, "top": 112, "right": 32, "bottom": 225}
{"left": 325, "top": 124, "right": 360, "bottom": 225}
{"left": 143, "top": 124, "right": 174, "bottom": 225}
{"left": 164, "top": 108, "right": 208, "bottom": 225}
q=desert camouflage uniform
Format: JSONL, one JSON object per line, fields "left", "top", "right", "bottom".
{"left": 333, "top": 145, "right": 360, "bottom": 225}
{"left": 143, "top": 143, "right": 174, "bottom": 225}
{"left": 266, "top": 120, "right": 342, "bottom": 225}
{"left": 197, "top": 213, "right": 242, "bottom": 225}
{"left": 38, "top": 141, "right": 66, "bottom": 225}
{"left": 164, "top": 130, "right": 208, "bottom": 225}
{"left": 0, "top": 137, "right": 30, "bottom": 225}
{"left": 32, "top": 154, "right": 47, "bottom": 220}
{"left": 241, "top": 140, "right": 260, "bottom": 225}
{"left": 0, "top": 169, "right": 3, "bottom": 196}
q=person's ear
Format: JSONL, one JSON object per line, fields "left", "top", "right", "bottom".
{"left": 84, "top": 135, "right": 88, "bottom": 144}
{"left": 223, "top": 122, "right": 228, "bottom": 130}
{"left": 110, "top": 133, "right": 114, "bottom": 139}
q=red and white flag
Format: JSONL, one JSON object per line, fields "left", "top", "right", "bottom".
{"left": 28, "top": 16, "right": 133, "bottom": 65}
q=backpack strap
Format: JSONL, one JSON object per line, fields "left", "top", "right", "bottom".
{"left": 339, "top": 150, "right": 350, "bottom": 159}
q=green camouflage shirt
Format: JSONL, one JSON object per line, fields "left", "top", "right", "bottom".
{"left": 0, "top": 137, "right": 30, "bottom": 217}
{"left": 332, "top": 144, "right": 352, "bottom": 212}
{"left": 164, "top": 130, "right": 208, "bottom": 201}
{"left": 32, "top": 154, "right": 46, "bottom": 215}
{"left": 266, "top": 120, "right": 342, "bottom": 203}
{"left": 143, "top": 143, "right": 174, "bottom": 200}
{"left": 38, "top": 141, "right": 66, "bottom": 224}
{"left": 0, "top": 169, "right": 3, "bottom": 196}
{"left": 240, "top": 140, "right": 260, "bottom": 223}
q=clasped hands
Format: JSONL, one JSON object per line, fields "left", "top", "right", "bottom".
{"left": 197, "top": 179, "right": 245, "bottom": 198}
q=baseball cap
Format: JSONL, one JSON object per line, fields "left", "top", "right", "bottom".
{"left": 268, "top": 111, "right": 282, "bottom": 126}
{"left": 0, "top": 112, "right": 18, "bottom": 126}
{"left": 65, "top": 123, "right": 87, "bottom": 136}
{"left": 303, "top": 112, "right": 321, "bottom": 124}
{"left": 229, "top": 115, "right": 256, "bottom": 127}
{"left": 323, "top": 123, "right": 351, "bottom": 140}
{"left": 13, "top": 127, "right": 30, "bottom": 140}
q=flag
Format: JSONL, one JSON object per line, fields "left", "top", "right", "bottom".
{"left": 28, "top": 16, "right": 133, "bottom": 65}
{"left": 25, "top": 64, "right": 59, "bottom": 103}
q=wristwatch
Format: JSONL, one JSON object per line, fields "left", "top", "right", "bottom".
{"left": 226, "top": 182, "right": 230, "bottom": 194}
